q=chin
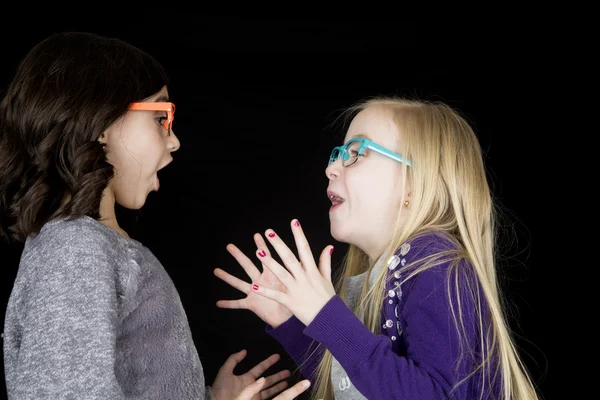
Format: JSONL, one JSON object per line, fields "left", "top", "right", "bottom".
{"left": 329, "top": 224, "right": 347, "bottom": 243}
{"left": 119, "top": 203, "right": 145, "bottom": 211}
{"left": 133, "top": 197, "right": 148, "bottom": 209}
{"left": 117, "top": 196, "right": 147, "bottom": 210}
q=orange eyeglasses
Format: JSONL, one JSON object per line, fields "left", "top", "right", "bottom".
{"left": 128, "top": 102, "right": 176, "bottom": 135}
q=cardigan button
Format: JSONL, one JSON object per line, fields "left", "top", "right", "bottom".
{"left": 387, "top": 255, "right": 400, "bottom": 270}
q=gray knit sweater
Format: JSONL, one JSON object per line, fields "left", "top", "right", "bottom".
{"left": 3, "top": 216, "right": 210, "bottom": 399}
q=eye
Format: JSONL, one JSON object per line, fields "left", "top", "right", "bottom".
{"left": 156, "top": 116, "right": 167, "bottom": 126}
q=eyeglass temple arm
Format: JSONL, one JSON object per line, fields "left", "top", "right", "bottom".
{"left": 367, "top": 144, "right": 412, "bottom": 167}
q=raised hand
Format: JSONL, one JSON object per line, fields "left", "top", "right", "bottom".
{"left": 250, "top": 219, "right": 336, "bottom": 326}
{"left": 235, "top": 378, "right": 311, "bottom": 400}
{"left": 211, "top": 349, "right": 291, "bottom": 400}
{"left": 214, "top": 233, "right": 293, "bottom": 328}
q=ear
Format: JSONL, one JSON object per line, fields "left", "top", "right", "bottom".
{"left": 404, "top": 171, "right": 413, "bottom": 198}
{"left": 98, "top": 132, "right": 107, "bottom": 145}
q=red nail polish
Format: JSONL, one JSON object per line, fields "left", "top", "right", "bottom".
{"left": 252, "top": 284, "right": 259, "bottom": 291}
{"left": 268, "top": 232, "right": 276, "bottom": 238}
{"left": 330, "top": 246, "right": 334, "bottom": 255}
{"left": 258, "top": 250, "right": 266, "bottom": 257}
{"left": 294, "top": 220, "right": 300, "bottom": 227}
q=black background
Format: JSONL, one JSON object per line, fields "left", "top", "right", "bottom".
{"left": 0, "top": 16, "right": 555, "bottom": 399}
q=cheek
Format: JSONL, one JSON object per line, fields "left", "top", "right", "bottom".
{"left": 108, "top": 149, "right": 141, "bottom": 175}
{"left": 112, "top": 136, "right": 163, "bottom": 169}
{"left": 349, "top": 169, "right": 402, "bottom": 212}
{"left": 104, "top": 148, "right": 127, "bottom": 174}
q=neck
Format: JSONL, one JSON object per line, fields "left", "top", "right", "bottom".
{"left": 365, "top": 241, "right": 393, "bottom": 266}
{"left": 362, "top": 241, "right": 385, "bottom": 265}
{"left": 98, "top": 187, "right": 130, "bottom": 239}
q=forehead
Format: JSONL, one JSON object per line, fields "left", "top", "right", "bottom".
{"left": 344, "top": 104, "right": 400, "bottom": 149}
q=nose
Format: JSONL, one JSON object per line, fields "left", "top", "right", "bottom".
{"left": 325, "top": 158, "right": 341, "bottom": 180}
{"left": 168, "top": 129, "right": 181, "bottom": 152}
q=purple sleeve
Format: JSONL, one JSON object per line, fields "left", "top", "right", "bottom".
{"left": 265, "top": 316, "right": 324, "bottom": 381}
{"left": 303, "top": 260, "right": 480, "bottom": 399}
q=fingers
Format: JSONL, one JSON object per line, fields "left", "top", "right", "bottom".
{"left": 214, "top": 268, "right": 251, "bottom": 295}
{"left": 226, "top": 243, "right": 261, "bottom": 281}
{"left": 215, "top": 297, "right": 247, "bottom": 310}
{"left": 213, "top": 267, "right": 249, "bottom": 309}
{"left": 272, "top": 380, "right": 311, "bottom": 399}
{"left": 261, "top": 228, "right": 304, "bottom": 278}
{"left": 234, "top": 376, "right": 267, "bottom": 400}
{"left": 288, "top": 219, "right": 317, "bottom": 271}
{"left": 235, "top": 378, "right": 310, "bottom": 400}
{"left": 261, "top": 368, "right": 291, "bottom": 389}
{"left": 251, "top": 278, "right": 289, "bottom": 307}
{"left": 247, "top": 353, "right": 281, "bottom": 380}
{"left": 318, "top": 245, "right": 334, "bottom": 283}
{"left": 253, "top": 232, "right": 268, "bottom": 252}
{"left": 220, "top": 349, "right": 247, "bottom": 373}
{"left": 255, "top": 250, "right": 295, "bottom": 290}
{"left": 260, "top": 379, "right": 288, "bottom": 399}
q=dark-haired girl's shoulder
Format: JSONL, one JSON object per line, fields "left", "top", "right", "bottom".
{"left": 42, "top": 215, "right": 123, "bottom": 242}
{"left": 22, "top": 215, "right": 131, "bottom": 265}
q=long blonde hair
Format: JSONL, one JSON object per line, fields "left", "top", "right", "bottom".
{"left": 309, "top": 96, "right": 540, "bottom": 400}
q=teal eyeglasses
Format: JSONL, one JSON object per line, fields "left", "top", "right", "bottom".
{"left": 328, "top": 137, "right": 411, "bottom": 167}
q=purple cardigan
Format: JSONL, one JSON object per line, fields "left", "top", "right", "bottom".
{"left": 267, "top": 232, "right": 499, "bottom": 399}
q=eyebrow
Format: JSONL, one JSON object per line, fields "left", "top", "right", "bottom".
{"left": 350, "top": 133, "right": 371, "bottom": 140}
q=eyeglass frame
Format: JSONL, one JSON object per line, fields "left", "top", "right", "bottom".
{"left": 128, "top": 102, "right": 176, "bottom": 135}
{"left": 328, "top": 137, "right": 412, "bottom": 167}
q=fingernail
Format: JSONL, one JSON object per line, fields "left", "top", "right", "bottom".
{"left": 257, "top": 377, "right": 265, "bottom": 383}
{"left": 252, "top": 284, "right": 259, "bottom": 291}
{"left": 303, "top": 380, "right": 311, "bottom": 387}
{"left": 258, "top": 250, "right": 266, "bottom": 257}
{"left": 294, "top": 220, "right": 300, "bottom": 227}
{"left": 330, "top": 246, "right": 334, "bottom": 255}
{"left": 267, "top": 232, "right": 276, "bottom": 238}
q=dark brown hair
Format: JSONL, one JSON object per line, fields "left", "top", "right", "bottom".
{"left": 0, "top": 31, "right": 169, "bottom": 243}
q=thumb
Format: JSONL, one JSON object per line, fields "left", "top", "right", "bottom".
{"left": 220, "top": 349, "right": 247, "bottom": 373}
{"left": 234, "top": 377, "right": 266, "bottom": 400}
{"left": 318, "top": 245, "right": 333, "bottom": 282}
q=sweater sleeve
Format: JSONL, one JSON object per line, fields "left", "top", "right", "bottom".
{"left": 5, "top": 230, "right": 126, "bottom": 399}
{"left": 303, "top": 256, "right": 478, "bottom": 399}
{"left": 265, "top": 316, "right": 324, "bottom": 381}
